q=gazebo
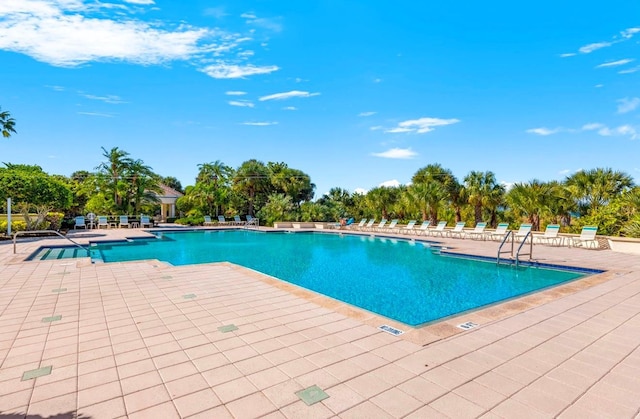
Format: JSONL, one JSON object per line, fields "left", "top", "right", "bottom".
{"left": 155, "top": 184, "right": 183, "bottom": 222}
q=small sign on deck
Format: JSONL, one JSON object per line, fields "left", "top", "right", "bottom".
{"left": 379, "top": 325, "right": 404, "bottom": 336}
{"left": 457, "top": 321, "right": 479, "bottom": 330}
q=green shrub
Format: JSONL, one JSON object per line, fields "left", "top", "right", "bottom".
{"left": 174, "top": 216, "right": 203, "bottom": 226}
{"left": 0, "top": 219, "right": 28, "bottom": 232}
{"left": 46, "top": 212, "right": 65, "bottom": 231}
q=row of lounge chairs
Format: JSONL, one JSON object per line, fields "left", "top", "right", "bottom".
{"left": 74, "top": 215, "right": 152, "bottom": 229}
{"left": 348, "top": 219, "right": 599, "bottom": 248}
{"left": 203, "top": 215, "right": 258, "bottom": 226}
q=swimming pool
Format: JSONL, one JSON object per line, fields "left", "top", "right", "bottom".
{"left": 52, "top": 230, "right": 586, "bottom": 326}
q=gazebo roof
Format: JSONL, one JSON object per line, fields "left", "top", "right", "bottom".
{"left": 156, "top": 184, "right": 184, "bottom": 198}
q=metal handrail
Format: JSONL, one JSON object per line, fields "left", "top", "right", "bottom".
{"left": 13, "top": 230, "right": 90, "bottom": 256}
{"left": 515, "top": 230, "right": 534, "bottom": 267}
{"left": 496, "top": 230, "right": 513, "bottom": 265}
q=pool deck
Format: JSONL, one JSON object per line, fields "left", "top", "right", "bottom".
{"left": 1, "top": 227, "right": 639, "bottom": 418}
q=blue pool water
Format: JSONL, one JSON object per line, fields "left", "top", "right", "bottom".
{"left": 74, "top": 230, "right": 587, "bottom": 326}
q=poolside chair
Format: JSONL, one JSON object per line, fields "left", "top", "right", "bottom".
{"left": 246, "top": 215, "right": 258, "bottom": 226}
{"left": 97, "top": 216, "right": 109, "bottom": 229}
{"left": 428, "top": 221, "right": 448, "bottom": 237}
{"left": 465, "top": 222, "right": 487, "bottom": 240}
{"left": 535, "top": 224, "right": 562, "bottom": 246}
{"left": 514, "top": 223, "right": 533, "bottom": 241}
{"left": 383, "top": 219, "right": 399, "bottom": 233}
{"left": 362, "top": 219, "right": 376, "bottom": 231}
{"left": 140, "top": 215, "right": 153, "bottom": 228}
{"left": 447, "top": 222, "right": 466, "bottom": 239}
{"left": 217, "top": 215, "right": 229, "bottom": 225}
{"left": 350, "top": 219, "right": 367, "bottom": 230}
{"left": 119, "top": 215, "right": 130, "bottom": 228}
{"left": 233, "top": 215, "right": 246, "bottom": 226}
{"left": 487, "top": 223, "right": 509, "bottom": 241}
{"left": 373, "top": 219, "right": 388, "bottom": 232}
{"left": 415, "top": 220, "right": 431, "bottom": 236}
{"left": 74, "top": 216, "right": 86, "bottom": 230}
{"left": 400, "top": 220, "right": 417, "bottom": 234}
{"left": 569, "top": 226, "right": 599, "bottom": 249}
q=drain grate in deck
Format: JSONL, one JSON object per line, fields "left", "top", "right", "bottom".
{"left": 296, "top": 385, "right": 329, "bottom": 406}
{"left": 379, "top": 325, "right": 404, "bottom": 336}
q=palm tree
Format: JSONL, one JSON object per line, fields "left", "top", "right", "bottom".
{"left": 196, "top": 161, "right": 232, "bottom": 216}
{"left": 506, "top": 180, "right": 553, "bottom": 231}
{"left": 0, "top": 107, "right": 16, "bottom": 138}
{"left": 565, "top": 168, "right": 634, "bottom": 215}
{"left": 96, "top": 147, "right": 133, "bottom": 210}
{"left": 365, "top": 186, "right": 399, "bottom": 219}
{"left": 126, "top": 159, "right": 160, "bottom": 215}
{"left": 233, "top": 159, "right": 270, "bottom": 216}
{"left": 464, "top": 171, "right": 500, "bottom": 224}
{"left": 411, "top": 164, "right": 457, "bottom": 224}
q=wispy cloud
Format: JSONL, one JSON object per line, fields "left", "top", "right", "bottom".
{"left": 228, "top": 100, "right": 254, "bottom": 108}
{"left": 0, "top": 2, "right": 278, "bottom": 79}
{"left": 371, "top": 148, "right": 417, "bottom": 159}
{"left": 559, "top": 53, "right": 577, "bottom": 58}
{"left": 526, "top": 127, "right": 563, "bottom": 136}
{"left": 579, "top": 41, "right": 613, "bottom": 54}
{"left": 583, "top": 122, "right": 638, "bottom": 140}
{"left": 621, "top": 27, "right": 640, "bottom": 39}
{"left": 225, "top": 91, "right": 247, "bottom": 96}
{"left": 619, "top": 66, "right": 640, "bottom": 74}
{"left": 242, "top": 121, "right": 278, "bottom": 126}
{"left": 358, "top": 111, "right": 376, "bottom": 117}
{"left": 204, "top": 7, "right": 228, "bottom": 19}
{"left": 259, "top": 90, "right": 320, "bottom": 101}
{"left": 558, "top": 169, "right": 571, "bottom": 175}
{"left": 201, "top": 64, "right": 279, "bottom": 79}
{"left": 370, "top": 126, "right": 383, "bottom": 131}
{"left": 385, "top": 117, "right": 460, "bottom": 134}
{"left": 596, "top": 58, "right": 634, "bottom": 68}
{"left": 240, "top": 12, "right": 257, "bottom": 19}
{"left": 46, "top": 85, "right": 65, "bottom": 91}
{"left": 77, "top": 111, "right": 115, "bottom": 118}
{"left": 79, "top": 93, "right": 126, "bottom": 104}
{"left": 282, "top": 106, "right": 297, "bottom": 111}
{"left": 617, "top": 97, "right": 640, "bottom": 114}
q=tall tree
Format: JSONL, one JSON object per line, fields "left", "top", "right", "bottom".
{"left": 464, "top": 170, "right": 501, "bottom": 224}
{"left": 0, "top": 107, "right": 16, "bottom": 138}
{"left": 565, "top": 168, "right": 634, "bottom": 215}
{"left": 233, "top": 159, "right": 270, "bottom": 216}
{"left": 96, "top": 147, "right": 133, "bottom": 210}
{"left": 411, "top": 164, "right": 457, "bottom": 223}
{"left": 505, "top": 180, "right": 553, "bottom": 231}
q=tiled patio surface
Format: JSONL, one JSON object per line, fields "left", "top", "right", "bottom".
{"left": 1, "top": 227, "right": 639, "bottom": 418}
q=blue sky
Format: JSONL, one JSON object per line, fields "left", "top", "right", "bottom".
{"left": 1, "top": 1, "right": 639, "bottom": 196}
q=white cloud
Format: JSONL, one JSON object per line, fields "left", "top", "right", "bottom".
{"left": 259, "top": 90, "right": 320, "bottom": 101}
{"left": 596, "top": 58, "right": 634, "bottom": 68}
{"left": 582, "top": 123, "right": 604, "bottom": 131}
{"left": 242, "top": 121, "right": 278, "bottom": 126}
{"left": 80, "top": 93, "right": 126, "bottom": 104}
{"left": 617, "top": 97, "right": 640, "bottom": 114}
{"left": 500, "top": 181, "right": 514, "bottom": 191}
{"left": 46, "top": 85, "right": 65, "bottom": 91}
{"left": 228, "top": 100, "right": 254, "bottom": 108}
{"left": 201, "top": 64, "right": 279, "bottom": 79}
{"left": 371, "top": 148, "right": 417, "bottom": 159}
{"left": 77, "top": 111, "right": 114, "bottom": 117}
{"left": 379, "top": 179, "right": 401, "bottom": 187}
{"left": 559, "top": 53, "right": 576, "bottom": 58}
{"left": 204, "top": 7, "right": 228, "bottom": 19}
{"left": 0, "top": 1, "right": 278, "bottom": 79}
{"left": 595, "top": 84, "right": 604, "bottom": 88}
{"left": 579, "top": 41, "right": 613, "bottom": 54}
{"left": 583, "top": 122, "right": 638, "bottom": 140}
{"left": 385, "top": 117, "right": 460, "bottom": 134}
{"left": 240, "top": 12, "right": 257, "bottom": 19}
{"left": 282, "top": 106, "right": 297, "bottom": 111}
{"left": 369, "top": 126, "right": 383, "bottom": 131}
{"left": 621, "top": 27, "right": 640, "bottom": 39}
{"left": 358, "top": 111, "right": 376, "bottom": 117}
{"left": 526, "top": 127, "right": 562, "bottom": 136}
{"left": 619, "top": 66, "right": 640, "bottom": 74}
{"left": 353, "top": 188, "right": 367, "bottom": 195}
{"left": 225, "top": 91, "right": 247, "bottom": 96}
{"left": 558, "top": 169, "right": 571, "bottom": 175}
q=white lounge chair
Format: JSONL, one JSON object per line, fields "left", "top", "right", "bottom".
{"left": 373, "top": 219, "right": 388, "bottom": 232}
{"left": 570, "top": 226, "right": 599, "bottom": 249}
{"left": 535, "top": 224, "right": 562, "bottom": 246}
{"left": 487, "top": 223, "right": 509, "bottom": 241}
{"left": 203, "top": 216, "right": 215, "bottom": 226}
{"left": 246, "top": 215, "right": 258, "bottom": 226}
{"left": 119, "top": 215, "right": 130, "bottom": 228}
{"left": 383, "top": 219, "right": 399, "bottom": 233}
{"left": 97, "top": 216, "right": 109, "bottom": 229}
{"left": 447, "top": 222, "right": 466, "bottom": 238}
{"left": 140, "top": 215, "right": 153, "bottom": 228}
{"left": 514, "top": 223, "right": 533, "bottom": 241}
{"left": 350, "top": 219, "right": 367, "bottom": 230}
{"left": 361, "top": 219, "right": 376, "bottom": 231}
{"left": 428, "top": 221, "right": 448, "bottom": 237}
{"left": 233, "top": 215, "right": 246, "bottom": 226}
{"left": 415, "top": 220, "right": 431, "bottom": 235}
{"left": 74, "top": 216, "right": 86, "bottom": 230}
{"left": 465, "top": 222, "right": 487, "bottom": 240}
{"left": 401, "top": 220, "right": 417, "bottom": 234}
{"left": 217, "top": 215, "right": 229, "bottom": 225}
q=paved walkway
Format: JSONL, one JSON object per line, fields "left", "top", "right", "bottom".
{"left": 0, "top": 228, "right": 639, "bottom": 418}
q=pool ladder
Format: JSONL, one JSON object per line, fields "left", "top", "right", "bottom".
{"left": 497, "top": 230, "right": 533, "bottom": 267}
{"left": 13, "top": 230, "right": 90, "bottom": 256}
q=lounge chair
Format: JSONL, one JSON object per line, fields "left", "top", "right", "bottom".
{"left": 217, "top": 215, "right": 229, "bottom": 225}
{"left": 140, "top": 215, "right": 153, "bottom": 228}
{"left": 372, "top": 219, "right": 388, "bottom": 232}
{"left": 447, "top": 222, "right": 466, "bottom": 238}
{"left": 383, "top": 219, "right": 399, "bottom": 233}
{"left": 362, "top": 219, "right": 376, "bottom": 231}
{"left": 465, "top": 222, "right": 487, "bottom": 240}
{"left": 97, "top": 216, "right": 109, "bottom": 229}
{"left": 514, "top": 223, "right": 533, "bottom": 241}
{"left": 233, "top": 215, "right": 246, "bottom": 226}
{"left": 246, "top": 215, "right": 258, "bottom": 226}
{"left": 569, "top": 226, "right": 599, "bottom": 249}
{"left": 415, "top": 220, "right": 431, "bottom": 235}
{"left": 74, "top": 216, "right": 86, "bottom": 230}
{"left": 350, "top": 219, "right": 367, "bottom": 230}
{"left": 487, "top": 223, "right": 509, "bottom": 241}
{"left": 119, "top": 215, "right": 130, "bottom": 228}
{"left": 535, "top": 224, "right": 562, "bottom": 246}
{"left": 428, "top": 221, "right": 448, "bottom": 237}
{"left": 203, "top": 216, "right": 215, "bottom": 226}
{"left": 401, "top": 220, "right": 417, "bottom": 234}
